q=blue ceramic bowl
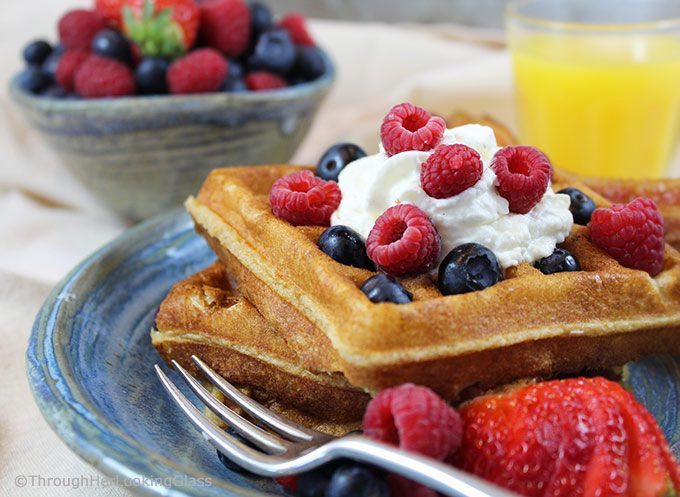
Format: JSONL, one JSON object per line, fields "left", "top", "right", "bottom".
{"left": 10, "top": 56, "right": 334, "bottom": 222}
{"left": 26, "top": 209, "right": 680, "bottom": 497}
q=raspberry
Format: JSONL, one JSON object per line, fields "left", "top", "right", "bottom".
{"left": 269, "top": 170, "right": 341, "bottom": 226}
{"left": 491, "top": 145, "right": 552, "bottom": 214}
{"left": 274, "top": 476, "right": 298, "bottom": 492}
{"left": 245, "top": 71, "right": 287, "bottom": 91}
{"left": 589, "top": 197, "right": 665, "bottom": 276}
{"left": 167, "top": 48, "right": 228, "bottom": 94}
{"left": 421, "top": 144, "right": 483, "bottom": 199}
{"left": 366, "top": 205, "right": 441, "bottom": 275}
{"left": 74, "top": 55, "right": 136, "bottom": 98}
{"left": 199, "top": 0, "right": 251, "bottom": 57}
{"left": 389, "top": 475, "right": 437, "bottom": 497}
{"left": 380, "top": 103, "right": 446, "bottom": 157}
{"left": 363, "top": 384, "right": 462, "bottom": 460}
{"left": 55, "top": 50, "right": 89, "bottom": 92}
{"left": 58, "top": 9, "right": 108, "bottom": 50}
{"left": 279, "top": 13, "right": 316, "bottom": 47}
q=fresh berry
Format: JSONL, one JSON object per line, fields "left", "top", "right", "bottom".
{"left": 56, "top": 50, "right": 89, "bottom": 92}
{"left": 58, "top": 9, "right": 108, "bottom": 50}
{"left": 437, "top": 243, "right": 502, "bottom": 295}
{"left": 293, "top": 46, "right": 326, "bottom": 81}
{"left": 123, "top": 0, "right": 200, "bottom": 58}
{"left": 167, "top": 48, "right": 228, "bottom": 94}
{"left": 245, "top": 71, "right": 287, "bottom": 91}
{"left": 42, "top": 85, "right": 70, "bottom": 99}
{"left": 589, "top": 197, "right": 665, "bottom": 276}
{"left": 318, "top": 226, "right": 376, "bottom": 270}
{"left": 249, "top": 1, "right": 273, "bottom": 37}
{"left": 380, "top": 103, "right": 446, "bottom": 157}
{"left": 298, "top": 470, "right": 332, "bottom": 497}
{"left": 23, "top": 40, "right": 53, "bottom": 66}
{"left": 455, "top": 377, "right": 680, "bottom": 497}
{"left": 366, "top": 204, "right": 441, "bottom": 275}
{"left": 326, "top": 465, "right": 390, "bottom": 497}
{"left": 248, "top": 29, "right": 296, "bottom": 75}
{"left": 227, "top": 58, "right": 245, "bottom": 79}
{"left": 316, "top": 143, "right": 367, "bottom": 181}
{"left": 389, "top": 475, "right": 437, "bottom": 497}
{"left": 491, "top": 145, "right": 552, "bottom": 214}
{"left": 42, "top": 45, "right": 65, "bottom": 84}
{"left": 135, "top": 57, "right": 169, "bottom": 94}
{"left": 558, "top": 187, "right": 597, "bottom": 225}
{"left": 92, "top": 29, "right": 133, "bottom": 64}
{"left": 279, "top": 13, "right": 315, "bottom": 47}
{"left": 534, "top": 248, "right": 580, "bottom": 274}
{"left": 274, "top": 475, "right": 298, "bottom": 492}
{"left": 221, "top": 76, "right": 248, "bottom": 92}
{"left": 269, "top": 170, "right": 341, "bottom": 226}
{"left": 95, "top": 0, "right": 125, "bottom": 26}
{"left": 363, "top": 383, "right": 462, "bottom": 460}
{"left": 360, "top": 274, "right": 412, "bottom": 304}
{"left": 74, "top": 55, "right": 136, "bottom": 98}
{"left": 18, "top": 67, "right": 51, "bottom": 94}
{"left": 421, "top": 144, "right": 483, "bottom": 199}
{"left": 199, "top": 0, "right": 251, "bottom": 57}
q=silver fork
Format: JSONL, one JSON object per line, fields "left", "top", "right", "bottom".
{"left": 155, "top": 355, "right": 519, "bottom": 497}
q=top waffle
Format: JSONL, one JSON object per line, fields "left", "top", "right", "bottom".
{"left": 186, "top": 163, "right": 680, "bottom": 400}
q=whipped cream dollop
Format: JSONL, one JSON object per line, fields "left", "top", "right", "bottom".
{"left": 330, "top": 124, "right": 573, "bottom": 270}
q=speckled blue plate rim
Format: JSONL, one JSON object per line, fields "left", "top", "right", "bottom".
{"left": 25, "top": 209, "right": 277, "bottom": 497}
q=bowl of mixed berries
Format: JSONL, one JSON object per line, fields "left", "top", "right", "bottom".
{"left": 10, "top": 0, "right": 334, "bottom": 221}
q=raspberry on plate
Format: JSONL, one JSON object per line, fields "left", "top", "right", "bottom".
{"left": 366, "top": 204, "right": 441, "bottom": 275}
{"left": 167, "top": 48, "right": 228, "bottom": 95}
{"left": 380, "top": 103, "right": 446, "bottom": 157}
{"left": 199, "top": 0, "right": 251, "bottom": 57}
{"left": 363, "top": 383, "right": 462, "bottom": 460}
{"left": 74, "top": 55, "right": 136, "bottom": 98}
{"left": 454, "top": 377, "right": 680, "bottom": 497}
{"left": 589, "top": 197, "right": 665, "bottom": 276}
{"left": 269, "top": 170, "right": 341, "bottom": 226}
{"left": 421, "top": 143, "right": 483, "bottom": 199}
{"left": 58, "top": 9, "right": 108, "bottom": 51}
{"left": 279, "top": 13, "right": 316, "bottom": 47}
{"left": 245, "top": 71, "right": 287, "bottom": 91}
{"left": 491, "top": 145, "right": 552, "bottom": 214}
{"left": 56, "top": 50, "right": 89, "bottom": 92}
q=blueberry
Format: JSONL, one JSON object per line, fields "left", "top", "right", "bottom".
{"left": 299, "top": 470, "right": 331, "bottom": 497}
{"left": 248, "top": 28, "right": 296, "bottom": 75}
{"left": 92, "top": 29, "right": 133, "bottom": 64}
{"left": 438, "top": 243, "right": 502, "bottom": 295}
{"left": 557, "top": 187, "right": 596, "bottom": 225}
{"left": 42, "top": 46, "right": 64, "bottom": 83}
{"left": 318, "top": 226, "right": 375, "bottom": 270}
{"left": 227, "top": 58, "right": 245, "bottom": 79}
{"left": 361, "top": 274, "right": 413, "bottom": 304}
{"left": 294, "top": 46, "right": 326, "bottom": 81}
{"left": 250, "top": 2, "right": 273, "bottom": 37}
{"left": 221, "top": 76, "right": 248, "bottom": 92}
{"left": 18, "top": 67, "right": 51, "bottom": 94}
{"left": 23, "top": 40, "right": 52, "bottom": 66}
{"left": 316, "top": 143, "right": 367, "bottom": 181}
{"left": 41, "top": 85, "right": 69, "bottom": 98}
{"left": 534, "top": 248, "right": 580, "bottom": 274}
{"left": 326, "top": 465, "right": 390, "bottom": 497}
{"left": 135, "top": 57, "right": 169, "bottom": 94}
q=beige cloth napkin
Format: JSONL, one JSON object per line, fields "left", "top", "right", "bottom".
{"left": 0, "top": 1, "right": 513, "bottom": 494}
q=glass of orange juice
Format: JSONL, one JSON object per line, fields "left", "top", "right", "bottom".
{"left": 507, "top": 0, "right": 680, "bottom": 178}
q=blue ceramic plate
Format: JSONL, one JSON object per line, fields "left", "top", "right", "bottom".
{"left": 26, "top": 210, "right": 680, "bottom": 497}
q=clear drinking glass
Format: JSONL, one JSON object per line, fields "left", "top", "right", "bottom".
{"left": 507, "top": 0, "right": 680, "bottom": 178}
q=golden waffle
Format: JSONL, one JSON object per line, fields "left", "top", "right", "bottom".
{"left": 186, "top": 165, "right": 680, "bottom": 400}
{"left": 151, "top": 262, "right": 369, "bottom": 432}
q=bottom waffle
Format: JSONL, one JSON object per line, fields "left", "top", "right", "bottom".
{"left": 151, "top": 262, "right": 369, "bottom": 434}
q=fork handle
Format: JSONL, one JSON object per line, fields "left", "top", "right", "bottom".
{"left": 326, "top": 435, "right": 520, "bottom": 497}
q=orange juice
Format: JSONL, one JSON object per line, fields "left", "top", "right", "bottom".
{"left": 511, "top": 34, "right": 680, "bottom": 178}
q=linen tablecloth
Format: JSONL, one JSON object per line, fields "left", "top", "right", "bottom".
{"left": 1, "top": 1, "right": 513, "bottom": 495}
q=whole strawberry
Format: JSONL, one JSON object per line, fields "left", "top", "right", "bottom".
{"left": 123, "top": 0, "right": 199, "bottom": 58}
{"left": 454, "top": 377, "right": 680, "bottom": 497}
